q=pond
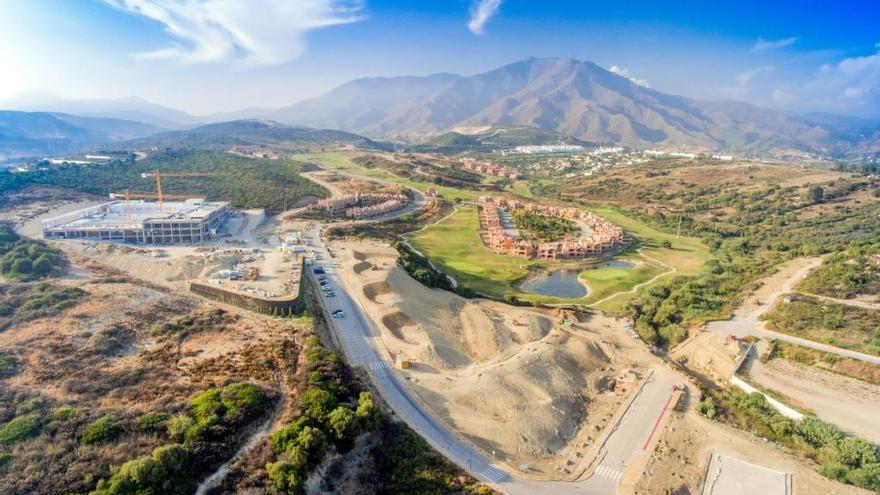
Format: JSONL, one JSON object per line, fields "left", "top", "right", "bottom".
{"left": 519, "top": 269, "right": 588, "bottom": 298}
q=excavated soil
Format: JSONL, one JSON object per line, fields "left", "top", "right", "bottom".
{"left": 336, "top": 240, "right": 640, "bottom": 476}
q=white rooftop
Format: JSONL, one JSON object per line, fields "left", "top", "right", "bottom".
{"left": 42, "top": 199, "right": 229, "bottom": 231}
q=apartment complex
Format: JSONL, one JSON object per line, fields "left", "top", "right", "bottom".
{"left": 460, "top": 158, "right": 521, "bottom": 179}
{"left": 310, "top": 192, "right": 409, "bottom": 219}
{"left": 478, "top": 196, "right": 626, "bottom": 259}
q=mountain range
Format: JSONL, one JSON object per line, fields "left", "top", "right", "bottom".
{"left": 2, "top": 58, "right": 879, "bottom": 160}
{"left": 271, "top": 58, "right": 878, "bottom": 158}
{"left": 0, "top": 111, "right": 163, "bottom": 161}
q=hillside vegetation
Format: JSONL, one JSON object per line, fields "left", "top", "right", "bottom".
{"left": 1, "top": 150, "right": 328, "bottom": 213}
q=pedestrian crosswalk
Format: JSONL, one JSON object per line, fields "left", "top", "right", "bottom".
{"left": 479, "top": 466, "right": 507, "bottom": 483}
{"left": 368, "top": 359, "right": 390, "bottom": 371}
{"left": 594, "top": 464, "right": 623, "bottom": 482}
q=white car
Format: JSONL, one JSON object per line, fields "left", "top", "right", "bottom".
{"left": 332, "top": 310, "right": 345, "bottom": 318}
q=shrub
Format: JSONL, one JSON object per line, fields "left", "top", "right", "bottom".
{"left": 295, "top": 426, "right": 327, "bottom": 467}
{"left": 327, "top": 406, "right": 359, "bottom": 450}
{"left": 266, "top": 461, "right": 304, "bottom": 495}
{"left": 51, "top": 406, "right": 77, "bottom": 422}
{"left": 0, "top": 415, "right": 41, "bottom": 444}
{"left": 81, "top": 415, "right": 119, "bottom": 445}
{"left": 138, "top": 412, "right": 171, "bottom": 433}
{"left": 0, "top": 452, "right": 11, "bottom": 471}
{"left": 93, "top": 444, "right": 190, "bottom": 495}
{"left": 696, "top": 397, "right": 716, "bottom": 419}
{"left": 300, "top": 387, "right": 337, "bottom": 422}
{"left": 166, "top": 414, "right": 195, "bottom": 442}
{"left": 355, "top": 392, "right": 381, "bottom": 431}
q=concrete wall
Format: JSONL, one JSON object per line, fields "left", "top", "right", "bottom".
{"left": 730, "top": 376, "right": 804, "bottom": 421}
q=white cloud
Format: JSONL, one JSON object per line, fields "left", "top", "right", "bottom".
{"left": 718, "top": 66, "right": 774, "bottom": 99}
{"left": 751, "top": 36, "right": 799, "bottom": 53}
{"left": 102, "top": 0, "right": 365, "bottom": 65}
{"left": 467, "top": 0, "right": 502, "bottom": 35}
{"left": 609, "top": 65, "right": 650, "bottom": 87}
{"left": 772, "top": 45, "right": 880, "bottom": 116}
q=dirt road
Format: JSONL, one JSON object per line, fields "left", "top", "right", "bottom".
{"left": 707, "top": 257, "right": 880, "bottom": 365}
{"left": 743, "top": 343, "right": 880, "bottom": 443}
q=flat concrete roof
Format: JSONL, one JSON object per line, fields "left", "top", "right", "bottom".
{"left": 42, "top": 199, "right": 229, "bottom": 231}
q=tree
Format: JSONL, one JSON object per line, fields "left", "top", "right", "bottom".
{"left": 808, "top": 185, "right": 825, "bottom": 203}
{"left": 327, "top": 406, "right": 359, "bottom": 450}
{"left": 300, "top": 387, "right": 337, "bottom": 422}
{"left": 295, "top": 426, "right": 327, "bottom": 466}
{"left": 355, "top": 392, "right": 381, "bottom": 431}
{"left": 266, "top": 461, "right": 304, "bottom": 495}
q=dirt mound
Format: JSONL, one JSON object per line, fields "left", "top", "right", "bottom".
{"left": 381, "top": 311, "right": 419, "bottom": 342}
{"left": 353, "top": 261, "right": 373, "bottom": 274}
{"left": 670, "top": 331, "right": 744, "bottom": 383}
{"left": 352, "top": 250, "right": 367, "bottom": 261}
{"left": 363, "top": 281, "right": 391, "bottom": 303}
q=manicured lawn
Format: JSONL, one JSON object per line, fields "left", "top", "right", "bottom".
{"left": 408, "top": 205, "right": 705, "bottom": 311}
{"left": 408, "top": 205, "right": 532, "bottom": 297}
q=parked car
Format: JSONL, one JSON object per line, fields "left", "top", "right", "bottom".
{"left": 322, "top": 285, "right": 333, "bottom": 292}
{"left": 325, "top": 292, "right": 335, "bottom": 297}
{"left": 332, "top": 310, "right": 344, "bottom": 318}
{"left": 313, "top": 267, "right": 325, "bottom": 274}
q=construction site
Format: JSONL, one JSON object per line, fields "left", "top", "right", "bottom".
{"left": 40, "top": 198, "right": 230, "bottom": 244}
{"left": 39, "top": 170, "right": 232, "bottom": 245}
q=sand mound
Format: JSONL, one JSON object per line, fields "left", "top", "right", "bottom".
{"left": 353, "top": 261, "right": 373, "bottom": 274}
{"left": 337, "top": 239, "right": 641, "bottom": 475}
{"left": 363, "top": 281, "right": 392, "bottom": 303}
{"left": 381, "top": 311, "right": 420, "bottom": 342}
{"left": 670, "top": 331, "right": 744, "bottom": 383}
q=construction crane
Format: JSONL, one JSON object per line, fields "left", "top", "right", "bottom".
{"left": 139, "top": 170, "right": 224, "bottom": 212}
{"left": 110, "top": 189, "right": 195, "bottom": 224}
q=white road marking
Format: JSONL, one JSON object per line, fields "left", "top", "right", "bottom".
{"left": 368, "top": 359, "right": 390, "bottom": 371}
{"left": 595, "top": 464, "right": 623, "bottom": 482}
{"left": 480, "top": 466, "right": 507, "bottom": 483}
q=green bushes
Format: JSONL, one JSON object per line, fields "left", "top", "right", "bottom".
{"left": 93, "top": 444, "right": 191, "bottom": 495}
{"left": 265, "top": 337, "right": 381, "bottom": 494}
{"left": 81, "top": 415, "right": 119, "bottom": 444}
{"left": 0, "top": 224, "right": 67, "bottom": 281}
{"left": 706, "top": 388, "right": 880, "bottom": 492}
{"left": 511, "top": 210, "right": 579, "bottom": 242}
{"left": 51, "top": 406, "right": 77, "bottom": 422}
{"left": 0, "top": 415, "right": 41, "bottom": 444}
{"left": 3, "top": 150, "right": 327, "bottom": 214}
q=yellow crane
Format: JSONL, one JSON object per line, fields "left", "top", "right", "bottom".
{"left": 139, "top": 170, "right": 224, "bottom": 212}
{"left": 111, "top": 189, "right": 195, "bottom": 224}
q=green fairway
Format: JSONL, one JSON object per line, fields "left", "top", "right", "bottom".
{"left": 407, "top": 205, "right": 532, "bottom": 297}
{"left": 408, "top": 203, "right": 711, "bottom": 311}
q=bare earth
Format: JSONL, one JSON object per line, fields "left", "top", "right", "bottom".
{"left": 335, "top": 240, "right": 644, "bottom": 477}
{"left": 669, "top": 331, "right": 745, "bottom": 385}
{"left": 635, "top": 411, "right": 874, "bottom": 495}
{"left": 747, "top": 355, "right": 880, "bottom": 444}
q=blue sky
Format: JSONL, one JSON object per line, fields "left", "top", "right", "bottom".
{"left": 0, "top": 0, "right": 878, "bottom": 117}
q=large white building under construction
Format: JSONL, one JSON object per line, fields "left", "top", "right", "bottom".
{"left": 42, "top": 199, "right": 230, "bottom": 244}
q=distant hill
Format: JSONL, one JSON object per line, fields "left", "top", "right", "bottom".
{"left": 0, "top": 94, "right": 202, "bottom": 129}
{"left": 0, "top": 111, "right": 164, "bottom": 161}
{"left": 272, "top": 57, "right": 880, "bottom": 159}
{"left": 113, "top": 119, "right": 390, "bottom": 151}
{"left": 424, "top": 126, "right": 589, "bottom": 150}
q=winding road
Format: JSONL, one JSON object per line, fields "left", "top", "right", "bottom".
{"left": 296, "top": 168, "right": 684, "bottom": 494}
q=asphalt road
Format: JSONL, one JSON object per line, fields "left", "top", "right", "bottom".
{"left": 305, "top": 225, "right": 681, "bottom": 495}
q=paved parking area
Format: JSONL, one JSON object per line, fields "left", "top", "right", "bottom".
{"left": 701, "top": 453, "right": 791, "bottom": 495}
